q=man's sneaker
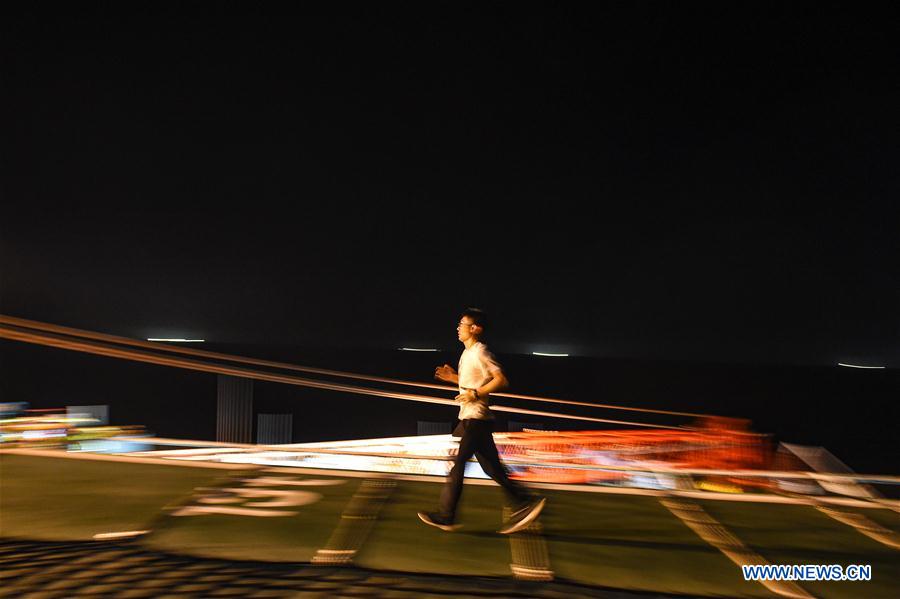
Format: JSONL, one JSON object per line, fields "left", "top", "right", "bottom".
{"left": 417, "top": 511, "right": 461, "bottom": 532}
{"left": 498, "top": 497, "right": 546, "bottom": 534}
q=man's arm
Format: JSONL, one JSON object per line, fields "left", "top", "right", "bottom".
{"left": 434, "top": 364, "right": 458, "bottom": 385}
{"left": 474, "top": 369, "right": 508, "bottom": 400}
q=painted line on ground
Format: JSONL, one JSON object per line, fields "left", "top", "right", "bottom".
{"left": 814, "top": 506, "right": 900, "bottom": 550}
{"left": 506, "top": 509, "right": 554, "bottom": 581}
{"left": 313, "top": 479, "right": 396, "bottom": 565}
{"left": 661, "top": 498, "right": 813, "bottom": 599}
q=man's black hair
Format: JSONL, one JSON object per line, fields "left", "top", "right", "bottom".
{"left": 461, "top": 307, "right": 488, "bottom": 330}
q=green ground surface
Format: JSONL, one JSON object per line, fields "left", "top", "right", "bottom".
{"left": 700, "top": 500, "right": 900, "bottom": 599}
{"left": 146, "top": 469, "right": 358, "bottom": 562}
{"left": 0, "top": 453, "right": 223, "bottom": 540}
{"left": 2, "top": 452, "right": 898, "bottom": 598}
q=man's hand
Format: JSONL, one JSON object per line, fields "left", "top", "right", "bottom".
{"left": 434, "top": 364, "right": 457, "bottom": 383}
{"left": 454, "top": 389, "right": 480, "bottom": 403}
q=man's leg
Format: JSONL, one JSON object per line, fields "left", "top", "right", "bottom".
{"left": 469, "top": 420, "right": 530, "bottom": 505}
{"left": 467, "top": 420, "right": 546, "bottom": 534}
{"left": 437, "top": 420, "right": 479, "bottom": 522}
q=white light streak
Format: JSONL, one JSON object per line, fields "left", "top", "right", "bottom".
{"left": 398, "top": 347, "right": 440, "bottom": 352}
{"left": 837, "top": 363, "right": 885, "bottom": 369}
{"left": 533, "top": 352, "right": 569, "bottom": 357}
{"left": 147, "top": 338, "right": 205, "bottom": 343}
{"left": 93, "top": 530, "right": 150, "bottom": 539}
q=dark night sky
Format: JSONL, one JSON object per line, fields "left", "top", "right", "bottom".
{"left": 2, "top": 3, "right": 898, "bottom": 366}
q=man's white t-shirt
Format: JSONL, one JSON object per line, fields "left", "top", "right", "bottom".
{"left": 457, "top": 341, "right": 502, "bottom": 420}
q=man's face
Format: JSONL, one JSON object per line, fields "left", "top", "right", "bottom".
{"left": 457, "top": 317, "right": 476, "bottom": 342}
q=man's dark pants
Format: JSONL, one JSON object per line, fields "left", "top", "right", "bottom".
{"left": 439, "top": 419, "right": 530, "bottom": 521}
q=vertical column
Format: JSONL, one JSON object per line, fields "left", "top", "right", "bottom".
{"left": 217, "top": 375, "right": 253, "bottom": 443}
{"left": 417, "top": 421, "right": 451, "bottom": 435}
{"left": 67, "top": 405, "right": 109, "bottom": 425}
{"left": 257, "top": 413, "right": 293, "bottom": 444}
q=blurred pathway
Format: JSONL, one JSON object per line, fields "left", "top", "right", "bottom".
{"left": 0, "top": 538, "right": 680, "bottom": 598}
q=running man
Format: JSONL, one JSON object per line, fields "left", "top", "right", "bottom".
{"left": 418, "top": 308, "right": 545, "bottom": 534}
